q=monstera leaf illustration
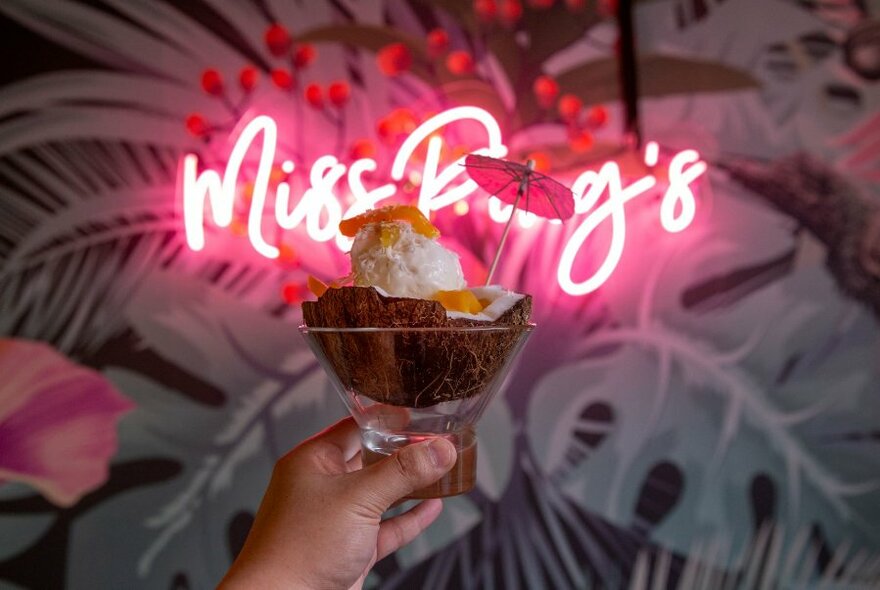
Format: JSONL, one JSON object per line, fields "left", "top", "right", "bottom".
{"left": 524, "top": 253, "right": 880, "bottom": 586}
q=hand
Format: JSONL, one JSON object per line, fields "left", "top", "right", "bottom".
{"left": 218, "top": 417, "right": 457, "bottom": 589}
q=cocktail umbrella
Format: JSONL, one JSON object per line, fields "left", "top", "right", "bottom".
{"left": 464, "top": 154, "right": 575, "bottom": 284}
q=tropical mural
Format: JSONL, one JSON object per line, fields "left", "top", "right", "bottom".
{"left": 1, "top": 0, "right": 879, "bottom": 588}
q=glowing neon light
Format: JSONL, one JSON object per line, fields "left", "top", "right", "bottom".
{"left": 660, "top": 149, "right": 705, "bottom": 233}
{"left": 390, "top": 106, "right": 507, "bottom": 212}
{"left": 180, "top": 109, "right": 707, "bottom": 296}
{"left": 557, "top": 161, "right": 656, "bottom": 296}
{"left": 644, "top": 141, "right": 659, "bottom": 167}
{"left": 183, "top": 114, "right": 277, "bottom": 257}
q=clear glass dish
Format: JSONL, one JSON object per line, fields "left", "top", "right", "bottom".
{"left": 299, "top": 324, "right": 534, "bottom": 498}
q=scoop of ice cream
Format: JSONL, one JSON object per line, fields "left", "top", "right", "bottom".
{"left": 350, "top": 221, "right": 466, "bottom": 299}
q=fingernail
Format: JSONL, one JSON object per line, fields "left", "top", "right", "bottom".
{"left": 427, "top": 439, "right": 453, "bottom": 468}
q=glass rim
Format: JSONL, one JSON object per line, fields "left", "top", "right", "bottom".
{"left": 299, "top": 323, "right": 535, "bottom": 334}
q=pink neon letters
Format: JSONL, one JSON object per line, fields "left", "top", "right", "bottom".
{"left": 181, "top": 108, "right": 706, "bottom": 296}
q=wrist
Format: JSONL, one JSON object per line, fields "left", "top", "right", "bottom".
{"left": 218, "top": 559, "right": 313, "bottom": 590}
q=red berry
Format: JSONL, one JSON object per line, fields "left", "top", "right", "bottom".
{"left": 474, "top": 0, "right": 497, "bottom": 22}
{"left": 427, "top": 28, "right": 450, "bottom": 59}
{"left": 526, "top": 151, "right": 550, "bottom": 173}
{"left": 586, "top": 105, "right": 608, "bottom": 128}
{"left": 377, "top": 117, "right": 394, "bottom": 142}
{"left": 499, "top": 0, "right": 523, "bottom": 25}
{"left": 570, "top": 129, "right": 594, "bottom": 152}
{"left": 185, "top": 113, "right": 208, "bottom": 137}
{"left": 565, "top": 0, "right": 586, "bottom": 9}
{"left": 557, "top": 93, "right": 582, "bottom": 122}
{"left": 281, "top": 282, "right": 302, "bottom": 304}
{"left": 376, "top": 110, "right": 417, "bottom": 143}
{"left": 271, "top": 68, "right": 295, "bottom": 90}
{"left": 446, "top": 50, "right": 475, "bottom": 75}
{"left": 292, "top": 43, "right": 316, "bottom": 68}
{"left": 528, "top": 0, "right": 555, "bottom": 8}
{"left": 200, "top": 69, "right": 224, "bottom": 96}
{"left": 350, "top": 139, "right": 376, "bottom": 160}
{"left": 265, "top": 23, "right": 291, "bottom": 57}
{"left": 377, "top": 42, "right": 413, "bottom": 76}
{"left": 387, "top": 108, "right": 418, "bottom": 134}
{"left": 532, "top": 75, "right": 559, "bottom": 108}
{"left": 327, "top": 81, "right": 350, "bottom": 107}
{"left": 239, "top": 66, "right": 259, "bottom": 92}
{"left": 304, "top": 83, "right": 323, "bottom": 108}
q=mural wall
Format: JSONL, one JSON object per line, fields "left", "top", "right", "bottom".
{"left": 1, "top": 0, "right": 879, "bottom": 588}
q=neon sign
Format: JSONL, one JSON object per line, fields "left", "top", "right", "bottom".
{"left": 181, "top": 107, "right": 706, "bottom": 296}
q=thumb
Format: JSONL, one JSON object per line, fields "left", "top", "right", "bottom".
{"left": 352, "top": 438, "right": 457, "bottom": 513}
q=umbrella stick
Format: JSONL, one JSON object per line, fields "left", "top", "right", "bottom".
{"left": 485, "top": 160, "right": 534, "bottom": 285}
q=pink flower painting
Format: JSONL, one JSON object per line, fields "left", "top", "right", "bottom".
{"left": 0, "top": 339, "right": 134, "bottom": 507}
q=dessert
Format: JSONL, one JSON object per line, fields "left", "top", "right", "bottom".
{"left": 305, "top": 205, "right": 531, "bottom": 323}
{"left": 300, "top": 205, "right": 533, "bottom": 498}
{"left": 301, "top": 205, "right": 532, "bottom": 408}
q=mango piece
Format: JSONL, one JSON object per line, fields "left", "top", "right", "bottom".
{"left": 308, "top": 273, "right": 356, "bottom": 298}
{"left": 432, "top": 290, "right": 484, "bottom": 314}
{"left": 339, "top": 205, "right": 440, "bottom": 239}
{"left": 378, "top": 222, "right": 401, "bottom": 248}
{"left": 308, "top": 275, "right": 329, "bottom": 298}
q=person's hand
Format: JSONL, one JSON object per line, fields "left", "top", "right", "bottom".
{"left": 218, "top": 416, "right": 457, "bottom": 589}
